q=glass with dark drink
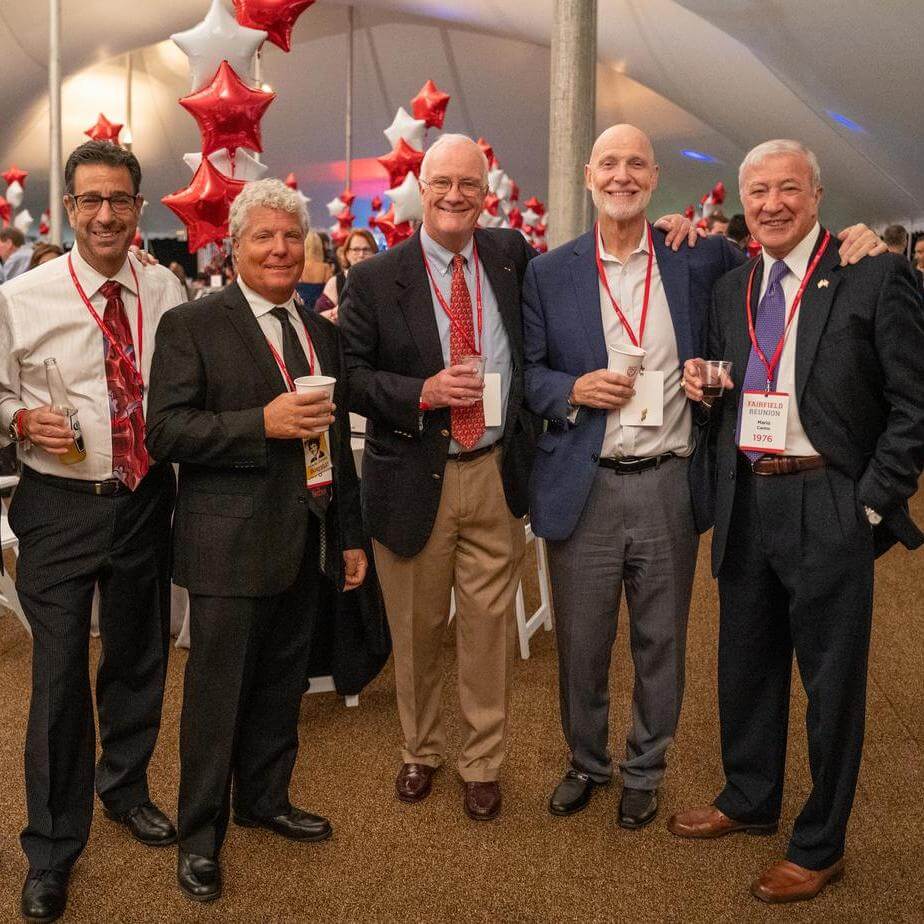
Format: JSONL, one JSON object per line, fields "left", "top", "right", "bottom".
{"left": 702, "top": 360, "right": 733, "bottom": 398}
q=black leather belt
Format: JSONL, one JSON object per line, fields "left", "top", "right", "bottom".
{"left": 23, "top": 465, "right": 131, "bottom": 496}
{"left": 598, "top": 451, "right": 675, "bottom": 474}
{"left": 447, "top": 442, "right": 498, "bottom": 463}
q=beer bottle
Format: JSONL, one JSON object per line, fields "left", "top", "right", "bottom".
{"left": 44, "top": 358, "right": 87, "bottom": 464}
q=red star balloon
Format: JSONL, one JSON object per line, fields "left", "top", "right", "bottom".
{"left": 411, "top": 79, "right": 450, "bottom": 129}
{"left": 476, "top": 138, "right": 495, "bottom": 167}
{"left": 370, "top": 195, "right": 383, "bottom": 212}
{"left": 331, "top": 228, "right": 349, "bottom": 246}
{"left": 180, "top": 60, "right": 276, "bottom": 156}
{"left": 0, "top": 197, "right": 10, "bottom": 227}
{"left": 85, "top": 114, "right": 123, "bottom": 144}
{"left": 507, "top": 207, "right": 522, "bottom": 230}
{"left": 683, "top": 205, "right": 695, "bottom": 220}
{"left": 509, "top": 181, "right": 519, "bottom": 202}
{"left": 162, "top": 157, "right": 247, "bottom": 253}
{"left": 376, "top": 138, "right": 424, "bottom": 187}
{"left": 534, "top": 240, "right": 548, "bottom": 254}
{"left": 335, "top": 208, "right": 355, "bottom": 230}
{"left": 132, "top": 230, "right": 144, "bottom": 248}
{"left": 2, "top": 166, "right": 28, "bottom": 188}
{"left": 524, "top": 196, "right": 545, "bottom": 216}
{"left": 284, "top": 172, "right": 299, "bottom": 189}
{"left": 232, "top": 0, "right": 316, "bottom": 52}
{"left": 483, "top": 193, "right": 500, "bottom": 217}
{"left": 339, "top": 188, "right": 356, "bottom": 208}
{"left": 374, "top": 206, "right": 413, "bottom": 248}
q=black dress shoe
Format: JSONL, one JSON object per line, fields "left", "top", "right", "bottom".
{"left": 104, "top": 799, "right": 177, "bottom": 846}
{"left": 549, "top": 769, "right": 599, "bottom": 816}
{"left": 618, "top": 787, "right": 658, "bottom": 829}
{"left": 233, "top": 806, "right": 332, "bottom": 842}
{"left": 21, "top": 868, "right": 69, "bottom": 922}
{"left": 177, "top": 851, "right": 222, "bottom": 903}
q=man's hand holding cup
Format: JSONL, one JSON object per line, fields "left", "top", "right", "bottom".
{"left": 421, "top": 360, "right": 484, "bottom": 409}
{"left": 682, "top": 359, "right": 734, "bottom": 405}
{"left": 264, "top": 390, "right": 335, "bottom": 439}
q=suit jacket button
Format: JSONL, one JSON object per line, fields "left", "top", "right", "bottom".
{"left": 591, "top": 453, "right": 598, "bottom": 462}
{"left": 729, "top": 469, "right": 736, "bottom": 480}
{"left": 432, "top": 472, "right": 441, "bottom": 480}
{"left": 440, "top": 428, "right": 450, "bottom": 438}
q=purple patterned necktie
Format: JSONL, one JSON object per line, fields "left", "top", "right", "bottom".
{"left": 737, "top": 259, "right": 789, "bottom": 462}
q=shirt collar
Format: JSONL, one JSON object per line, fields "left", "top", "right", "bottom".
{"left": 420, "top": 227, "right": 475, "bottom": 276}
{"left": 762, "top": 221, "right": 821, "bottom": 281}
{"left": 597, "top": 221, "right": 650, "bottom": 264}
{"left": 69, "top": 244, "right": 138, "bottom": 297}
{"left": 238, "top": 276, "right": 297, "bottom": 319}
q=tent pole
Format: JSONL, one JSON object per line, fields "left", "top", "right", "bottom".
{"left": 48, "top": 0, "right": 63, "bottom": 246}
{"left": 345, "top": 4, "right": 354, "bottom": 191}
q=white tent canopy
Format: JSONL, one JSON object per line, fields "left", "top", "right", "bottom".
{"left": 1, "top": 0, "right": 921, "bottom": 237}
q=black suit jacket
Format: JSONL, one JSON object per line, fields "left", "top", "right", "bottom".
{"left": 146, "top": 282, "right": 363, "bottom": 597}
{"left": 708, "top": 229, "right": 924, "bottom": 574}
{"left": 339, "top": 227, "right": 539, "bottom": 557}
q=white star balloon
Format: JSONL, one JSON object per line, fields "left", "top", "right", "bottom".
{"left": 171, "top": 0, "right": 267, "bottom": 92}
{"left": 478, "top": 210, "right": 504, "bottom": 229}
{"left": 384, "top": 171, "right": 422, "bottom": 224}
{"left": 296, "top": 189, "right": 311, "bottom": 209}
{"left": 383, "top": 107, "right": 427, "bottom": 152}
{"left": 326, "top": 196, "right": 345, "bottom": 218}
{"left": 521, "top": 208, "right": 541, "bottom": 226}
{"left": 6, "top": 180, "right": 23, "bottom": 210}
{"left": 13, "top": 209, "right": 33, "bottom": 234}
{"left": 183, "top": 147, "right": 268, "bottom": 181}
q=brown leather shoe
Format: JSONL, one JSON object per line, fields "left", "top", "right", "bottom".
{"left": 751, "top": 858, "right": 845, "bottom": 903}
{"left": 464, "top": 782, "right": 501, "bottom": 821}
{"left": 395, "top": 764, "right": 437, "bottom": 803}
{"left": 667, "top": 804, "right": 778, "bottom": 838}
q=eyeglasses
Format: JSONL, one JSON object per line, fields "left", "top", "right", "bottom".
{"left": 420, "top": 177, "right": 486, "bottom": 198}
{"left": 67, "top": 193, "right": 140, "bottom": 214}
{"left": 347, "top": 246, "right": 374, "bottom": 255}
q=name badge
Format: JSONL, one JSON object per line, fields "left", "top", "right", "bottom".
{"left": 739, "top": 391, "right": 789, "bottom": 454}
{"left": 304, "top": 433, "right": 333, "bottom": 488}
{"left": 482, "top": 372, "right": 503, "bottom": 428}
{"left": 620, "top": 369, "right": 664, "bottom": 427}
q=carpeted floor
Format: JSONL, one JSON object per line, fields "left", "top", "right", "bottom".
{"left": 0, "top": 488, "right": 922, "bottom": 922}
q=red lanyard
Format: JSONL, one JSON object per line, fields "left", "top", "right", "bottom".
{"left": 594, "top": 221, "right": 654, "bottom": 349}
{"left": 421, "top": 238, "right": 484, "bottom": 356}
{"left": 67, "top": 253, "right": 144, "bottom": 389}
{"left": 745, "top": 230, "right": 831, "bottom": 390}
{"left": 264, "top": 313, "right": 317, "bottom": 390}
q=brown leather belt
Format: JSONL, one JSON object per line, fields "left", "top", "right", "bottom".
{"left": 748, "top": 454, "right": 826, "bottom": 476}
{"left": 447, "top": 442, "right": 498, "bottom": 463}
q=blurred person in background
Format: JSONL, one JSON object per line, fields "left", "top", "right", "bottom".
{"left": 882, "top": 224, "right": 909, "bottom": 256}
{"left": 315, "top": 229, "right": 378, "bottom": 322}
{"left": 27, "top": 243, "right": 65, "bottom": 271}
{"left": 297, "top": 230, "right": 333, "bottom": 308}
{"left": 0, "top": 227, "right": 33, "bottom": 283}
{"left": 706, "top": 211, "right": 729, "bottom": 236}
{"left": 725, "top": 213, "right": 750, "bottom": 251}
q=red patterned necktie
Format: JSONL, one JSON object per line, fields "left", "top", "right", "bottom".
{"left": 448, "top": 254, "right": 485, "bottom": 450}
{"left": 100, "top": 280, "right": 149, "bottom": 490}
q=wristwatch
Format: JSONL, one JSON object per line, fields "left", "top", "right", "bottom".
{"left": 7, "top": 409, "right": 25, "bottom": 443}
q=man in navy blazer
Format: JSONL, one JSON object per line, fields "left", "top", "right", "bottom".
{"left": 522, "top": 124, "right": 882, "bottom": 830}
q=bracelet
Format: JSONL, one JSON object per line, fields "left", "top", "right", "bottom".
{"left": 13, "top": 409, "right": 27, "bottom": 441}
{"left": 418, "top": 398, "right": 432, "bottom": 412}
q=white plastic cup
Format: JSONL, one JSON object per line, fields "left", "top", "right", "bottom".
{"left": 606, "top": 343, "right": 646, "bottom": 380}
{"left": 293, "top": 375, "right": 336, "bottom": 432}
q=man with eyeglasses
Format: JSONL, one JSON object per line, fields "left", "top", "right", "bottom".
{"left": 0, "top": 140, "right": 185, "bottom": 922}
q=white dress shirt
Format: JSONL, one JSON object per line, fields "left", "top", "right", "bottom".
{"left": 757, "top": 222, "right": 822, "bottom": 457}
{"left": 237, "top": 278, "right": 322, "bottom": 382}
{"left": 596, "top": 224, "right": 693, "bottom": 459}
{"left": 0, "top": 246, "right": 185, "bottom": 479}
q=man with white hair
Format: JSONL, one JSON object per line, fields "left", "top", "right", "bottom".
{"left": 674, "top": 139, "right": 924, "bottom": 903}
{"left": 522, "top": 125, "right": 884, "bottom": 832}
{"left": 147, "top": 178, "right": 367, "bottom": 902}
{"left": 340, "top": 134, "right": 537, "bottom": 821}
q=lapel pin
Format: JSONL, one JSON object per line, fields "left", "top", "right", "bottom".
{"left": 504, "top": 265, "right": 512, "bottom": 272}
{"left": 817, "top": 278, "right": 829, "bottom": 288}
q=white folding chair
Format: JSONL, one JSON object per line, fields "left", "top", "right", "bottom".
{"left": 0, "top": 510, "right": 32, "bottom": 637}
{"left": 514, "top": 522, "right": 554, "bottom": 659}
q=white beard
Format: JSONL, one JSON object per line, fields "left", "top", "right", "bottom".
{"left": 591, "top": 186, "right": 652, "bottom": 223}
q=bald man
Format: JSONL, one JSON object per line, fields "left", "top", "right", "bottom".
{"left": 522, "top": 124, "right": 884, "bottom": 830}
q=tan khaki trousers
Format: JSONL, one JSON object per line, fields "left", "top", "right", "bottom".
{"left": 374, "top": 446, "right": 525, "bottom": 782}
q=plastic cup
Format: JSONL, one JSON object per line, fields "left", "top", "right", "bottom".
{"left": 606, "top": 343, "right": 646, "bottom": 380}
{"left": 702, "top": 360, "right": 733, "bottom": 398}
{"left": 293, "top": 375, "right": 336, "bottom": 432}
{"left": 459, "top": 354, "right": 486, "bottom": 381}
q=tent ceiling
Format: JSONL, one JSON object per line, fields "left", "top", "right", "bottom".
{"left": 0, "top": 0, "right": 920, "bottom": 237}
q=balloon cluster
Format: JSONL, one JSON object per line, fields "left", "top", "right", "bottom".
{"left": 164, "top": 0, "right": 316, "bottom": 252}
{"left": 685, "top": 180, "right": 727, "bottom": 231}
{"left": 1, "top": 165, "right": 34, "bottom": 235}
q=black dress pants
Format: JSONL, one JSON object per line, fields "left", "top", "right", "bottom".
{"left": 714, "top": 461, "right": 874, "bottom": 870}
{"left": 11, "top": 464, "right": 175, "bottom": 872}
{"left": 177, "top": 519, "right": 320, "bottom": 859}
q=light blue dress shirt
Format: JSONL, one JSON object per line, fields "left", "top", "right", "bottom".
{"left": 420, "top": 227, "right": 512, "bottom": 453}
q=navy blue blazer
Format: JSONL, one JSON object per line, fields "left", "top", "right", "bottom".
{"left": 522, "top": 227, "right": 743, "bottom": 541}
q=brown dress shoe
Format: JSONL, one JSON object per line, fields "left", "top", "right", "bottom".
{"left": 464, "top": 782, "right": 501, "bottom": 821}
{"left": 751, "top": 858, "right": 845, "bottom": 903}
{"left": 395, "top": 764, "right": 437, "bottom": 803}
{"left": 667, "top": 804, "right": 778, "bottom": 838}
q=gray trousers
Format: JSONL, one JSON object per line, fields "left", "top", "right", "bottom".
{"left": 546, "top": 456, "right": 698, "bottom": 789}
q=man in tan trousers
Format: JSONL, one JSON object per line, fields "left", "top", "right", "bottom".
{"left": 339, "top": 135, "right": 537, "bottom": 820}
